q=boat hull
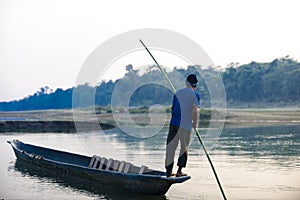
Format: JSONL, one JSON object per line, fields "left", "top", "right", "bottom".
{"left": 8, "top": 140, "right": 190, "bottom": 195}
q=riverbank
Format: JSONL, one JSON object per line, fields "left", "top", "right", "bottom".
{"left": 1, "top": 108, "right": 300, "bottom": 132}
{"left": 0, "top": 121, "right": 114, "bottom": 133}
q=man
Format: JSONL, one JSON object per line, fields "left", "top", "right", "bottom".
{"left": 165, "top": 74, "right": 200, "bottom": 177}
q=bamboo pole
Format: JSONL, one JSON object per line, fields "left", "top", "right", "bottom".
{"left": 139, "top": 39, "right": 227, "bottom": 200}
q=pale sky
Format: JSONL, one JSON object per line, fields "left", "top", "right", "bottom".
{"left": 1, "top": 0, "right": 299, "bottom": 102}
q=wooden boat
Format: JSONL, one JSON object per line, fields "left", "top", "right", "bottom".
{"left": 7, "top": 139, "right": 190, "bottom": 195}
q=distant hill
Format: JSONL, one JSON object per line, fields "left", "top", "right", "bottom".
{"left": 0, "top": 57, "right": 299, "bottom": 111}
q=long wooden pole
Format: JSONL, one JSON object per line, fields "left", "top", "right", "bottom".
{"left": 139, "top": 39, "right": 227, "bottom": 200}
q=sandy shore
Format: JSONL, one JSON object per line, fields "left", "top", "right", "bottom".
{"left": 0, "top": 109, "right": 299, "bottom": 132}
{"left": 224, "top": 109, "right": 300, "bottom": 128}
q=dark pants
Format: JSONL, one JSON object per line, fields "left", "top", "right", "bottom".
{"left": 165, "top": 125, "right": 191, "bottom": 174}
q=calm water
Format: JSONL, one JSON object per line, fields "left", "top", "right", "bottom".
{"left": 1, "top": 125, "right": 300, "bottom": 200}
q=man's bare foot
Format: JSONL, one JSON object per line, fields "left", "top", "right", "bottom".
{"left": 166, "top": 172, "right": 176, "bottom": 177}
{"left": 176, "top": 171, "right": 187, "bottom": 177}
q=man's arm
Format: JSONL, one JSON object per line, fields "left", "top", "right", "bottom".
{"left": 192, "top": 106, "right": 199, "bottom": 129}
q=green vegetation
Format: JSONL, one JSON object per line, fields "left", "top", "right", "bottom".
{"left": 223, "top": 56, "right": 300, "bottom": 106}
{"left": 0, "top": 56, "right": 299, "bottom": 111}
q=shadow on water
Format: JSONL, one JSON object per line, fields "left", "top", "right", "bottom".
{"left": 13, "top": 160, "right": 166, "bottom": 200}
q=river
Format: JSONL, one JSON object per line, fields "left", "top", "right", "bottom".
{"left": 1, "top": 125, "right": 300, "bottom": 199}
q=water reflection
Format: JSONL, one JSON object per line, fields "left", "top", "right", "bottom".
{"left": 92, "top": 125, "right": 300, "bottom": 161}
{"left": 13, "top": 160, "right": 166, "bottom": 200}
{"left": 5, "top": 124, "right": 300, "bottom": 199}
{"left": 206, "top": 125, "right": 300, "bottom": 168}
{"left": 77, "top": 125, "right": 300, "bottom": 171}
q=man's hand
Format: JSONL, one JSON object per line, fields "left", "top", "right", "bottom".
{"left": 192, "top": 121, "right": 197, "bottom": 129}
{"left": 192, "top": 106, "right": 198, "bottom": 129}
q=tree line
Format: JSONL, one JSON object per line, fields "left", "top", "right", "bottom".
{"left": 0, "top": 57, "right": 299, "bottom": 111}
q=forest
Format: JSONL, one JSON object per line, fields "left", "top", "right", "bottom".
{"left": 0, "top": 56, "right": 299, "bottom": 111}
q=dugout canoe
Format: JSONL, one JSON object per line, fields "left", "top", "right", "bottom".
{"left": 7, "top": 139, "right": 190, "bottom": 195}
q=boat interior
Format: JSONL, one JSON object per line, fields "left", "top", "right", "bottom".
{"left": 11, "top": 140, "right": 163, "bottom": 176}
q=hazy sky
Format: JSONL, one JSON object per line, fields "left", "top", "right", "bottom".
{"left": 1, "top": 0, "right": 299, "bottom": 102}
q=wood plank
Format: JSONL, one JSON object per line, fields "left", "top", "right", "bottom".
{"left": 118, "top": 161, "right": 126, "bottom": 172}
{"left": 129, "top": 165, "right": 140, "bottom": 174}
{"left": 139, "top": 165, "right": 148, "bottom": 174}
{"left": 124, "top": 162, "right": 132, "bottom": 173}
{"left": 98, "top": 157, "right": 107, "bottom": 169}
{"left": 92, "top": 156, "right": 101, "bottom": 168}
{"left": 88, "top": 155, "right": 97, "bottom": 168}
{"left": 112, "top": 160, "right": 121, "bottom": 171}
{"left": 105, "top": 158, "right": 113, "bottom": 170}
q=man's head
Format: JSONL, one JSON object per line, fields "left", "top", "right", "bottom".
{"left": 186, "top": 74, "right": 198, "bottom": 88}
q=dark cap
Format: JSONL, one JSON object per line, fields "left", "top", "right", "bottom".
{"left": 187, "top": 74, "right": 198, "bottom": 87}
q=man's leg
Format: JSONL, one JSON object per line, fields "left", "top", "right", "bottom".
{"left": 165, "top": 125, "right": 179, "bottom": 177}
{"left": 177, "top": 128, "right": 191, "bottom": 176}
